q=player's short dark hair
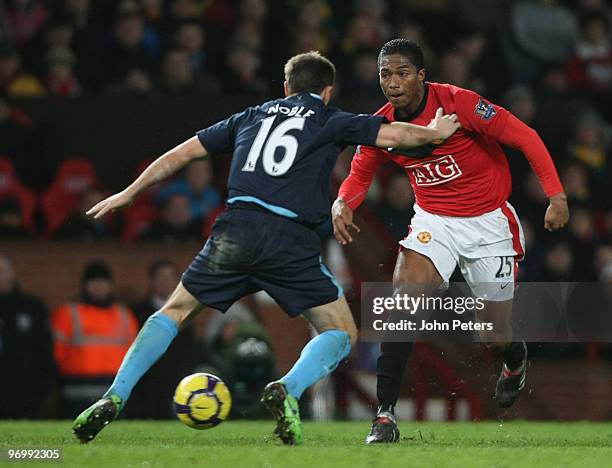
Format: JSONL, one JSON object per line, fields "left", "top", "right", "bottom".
{"left": 284, "top": 51, "right": 336, "bottom": 94}
{"left": 378, "top": 38, "right": 425, "bottom": 70}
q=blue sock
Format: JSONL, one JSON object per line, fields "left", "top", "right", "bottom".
{"left": 103, "top": 311, "right": 178, "bottom": 405}
{"left": 281, "top": 330, "right": 351, "bottom": 399}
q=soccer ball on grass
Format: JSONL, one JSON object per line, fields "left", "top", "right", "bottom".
{"left": 173, "top": 373, "right": 232, "bottom": 429}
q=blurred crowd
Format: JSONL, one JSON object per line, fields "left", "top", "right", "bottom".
{"left": 0, "top": 253, "right": 276, "bottom": 419}
{"left": 0, "top": 0, "right": 610, "bottom": 284}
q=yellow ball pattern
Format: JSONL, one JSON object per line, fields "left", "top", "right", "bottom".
{"left": 173, "top": 373, "right": 232, "bottom": 430}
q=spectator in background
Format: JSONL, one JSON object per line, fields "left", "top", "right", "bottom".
{"left": 345, "top": 49, "right": 381, "bottom": 100}
{"left": 23, "top": 17, "right": 73, "bottom": 78}
{"left": 54, "top": 188, "right": 115, "bottom": 241}
{"left": 102, "top": 11, "right": 155, "bottom": 92}
{"left": 435, "top": 51, "right": 470, "bottom": 89}
{"left": 45, "top": 47, "right": 81, "bottom": 97}
{"left": 567, "top": 11, "right": 612, "bottom": 94}
{"left": 231, "top": 20, "right": 264, "bottom": 52}
{"left": 159, "top": 47, "right": 193, "bottom": 94}
{"left": 353, "top": 0, "right": 390, "bottom": 44}
{"left": 376, "top": 173, "right": 415, "bottom": 242}
{"left": 51, "top": 260, "right": 138, "bottom": 418}
{"left": 157, "top": 159, "right": 221, "bottom": 222}
{"left": 5, "top": 0, "right": 49, "bottom": 47}
{"left": 504, "top": 0, "right": 579, "bottom": 84}
{"left": 223, "top": 45, "right": 268, "bottom": 96}
{"left": 141, "top": 194, "right": 202, "bottom": 243}
{"left": 174, "top": 20, "right": 206, "bottom": 72}
{"left": 129, "top": 259, "right": 196, "bottom": 419}
{"left": 167, "top": 0, "right": 201, "bottom": 25}
{"left": 0, "top": 253, "right": 56, "bottom": 419}
{"left": 455, "top": 28, "right": 489, "bottom": 94}
{"left": 505, "top": 86, "right": 538, "bottom": 126}
{"left": 61, "top": 0, "right": 102, "bottom": 90}
{"left": 159, "top": 47, "right": 218, "bottom": 95}
{"left": 541, "top": 240, "right": 575, "bottom": 281}
{"left": 292, "top": 0, "right": 334, "bottom": 55}
{"left": 561, "top": 160, "right": 592, "bottom": 204}
{"left": 341, "top": 11, "right": 388, "bottom": 57}
{"left": 566, "top": 111, "right": 610, "bottom": 201}
{"left": 0, "top": 45, "right": 45, "bottom": 97}
{"left": 117, "top": 0, "right": 161, "bottom": 58}
{"left": 63, "top": 0, "right": 93, "bottom": 36}
{"left": 0, "top": 197, "right": 32, "bottom": 238}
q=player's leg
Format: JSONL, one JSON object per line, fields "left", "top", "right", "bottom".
{"left": 253, "top": 220, "right": 356, "bottom": 445}
{"left": 103, "top": 282, "right": 203, "bottom": 404}
{"left": 462, "top": 256, "right": 527, "bottom": 408}
{"left": 261, "top": 296, "right": 356, "bottom": 445}
{"left": 73, "top": 210, "right": 253, "bottom": 443}
{"left": 72, "top": 282, "right": 202, "bottom": 443}
{"left": 367, "top": 248, "right": 445, "bottom": 444}
{"left": 478, "top": 299, "right": 527, "bottom": 408}
{"left": 282, "top": 295, "right": 357, "bottom": 398}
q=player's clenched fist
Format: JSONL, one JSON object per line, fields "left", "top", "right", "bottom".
{"left": 86, "top": 190, "right": 134, "bottom": 219}
{"left": 332, "top": 198, "right": 360, "bottom": 245}
{"left": 544, "top": 192, "right": 569, "bottom": 231}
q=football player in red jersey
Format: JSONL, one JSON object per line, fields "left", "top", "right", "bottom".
{"left": 331, "top": 39, "right": 570, "bottom": 444}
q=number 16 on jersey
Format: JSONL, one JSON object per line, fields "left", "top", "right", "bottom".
{"left": 242, "top": 116, "right": 305, "bottom": 176}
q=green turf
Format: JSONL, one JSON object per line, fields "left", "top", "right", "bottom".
{"left": 1, "top": 420, "right": 611, "bottom": 467}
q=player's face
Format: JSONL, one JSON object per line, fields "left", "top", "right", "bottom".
{"left": 379, "top": 54, "right": 425, "bottom": 111}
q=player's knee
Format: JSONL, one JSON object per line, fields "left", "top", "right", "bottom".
{"left": 391, "top": 279, "right": 434, "bottom": 300}
{"left": 161, "top": 283, "right": 202, "bottom": 327}
{"left": 323, "top": 314, "right": 357, "bottom": 348}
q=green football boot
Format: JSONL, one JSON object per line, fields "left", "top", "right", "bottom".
{"left": 72, "top": 395, "right": 122, "bottom": 444}
{"left": 261, "top": 381, "right": 303, "bottom": 445}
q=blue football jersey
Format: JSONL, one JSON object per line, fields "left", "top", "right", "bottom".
{"left": 196, "top": 93, "right": 383, "bottom": 227}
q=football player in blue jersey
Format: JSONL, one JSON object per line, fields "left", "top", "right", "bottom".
{"left": 73, "top": 51, "right": 459, "bottom": 445}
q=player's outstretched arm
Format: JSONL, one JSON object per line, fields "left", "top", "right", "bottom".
{"left": 495, "top": 114, "right": 569, "bottom": 231}
{"left": 375, "top": 107, "right": 460, "bottom": 149}
{"left": 86, "top": 136, "right": 207, "bottom": 219}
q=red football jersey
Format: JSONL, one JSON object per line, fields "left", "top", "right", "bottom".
{"left": 345, "top": 82, "right": 514, "bottom": 217}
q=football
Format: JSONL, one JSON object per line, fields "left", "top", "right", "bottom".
{"left": 173, "top": 373, "right": 232, "bottom": 430}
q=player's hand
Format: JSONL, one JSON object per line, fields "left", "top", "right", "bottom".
{"left": 544, "top": 192, "right": 569, "bottom": 231}
{"left": 428, "top": 107, "right": 460, "bottom": 142}
{"left": 86, "top": 190, "right": 134, "bottom": 219}
{"left": 332, "top": 198, "right": 360, "bottom": 245}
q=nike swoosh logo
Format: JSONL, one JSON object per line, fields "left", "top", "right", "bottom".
{"left": 500, "top": 282, "right": 511, "bottom": 289}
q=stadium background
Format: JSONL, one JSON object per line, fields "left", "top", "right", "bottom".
{"left": 1, "top": 0, "right": 611, "bottom": 423}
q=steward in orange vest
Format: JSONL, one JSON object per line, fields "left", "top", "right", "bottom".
{"left": 51, "top": 261, "right": 138, "bottom": 417}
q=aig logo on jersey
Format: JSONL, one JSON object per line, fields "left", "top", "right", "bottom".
{"left": 406, "top": 154, "right": 462, "bottom": 186}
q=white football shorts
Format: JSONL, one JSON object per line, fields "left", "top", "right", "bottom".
{"left": 399, "top": 202, "right": 525, "bottom": 301}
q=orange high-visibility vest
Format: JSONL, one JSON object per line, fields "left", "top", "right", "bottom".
{"left": 51, "top": 303, "right": 139, "bottom": 377}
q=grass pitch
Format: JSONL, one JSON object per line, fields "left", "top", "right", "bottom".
{"left": 1, "top": 420, "right": 611, "bottom": 467}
